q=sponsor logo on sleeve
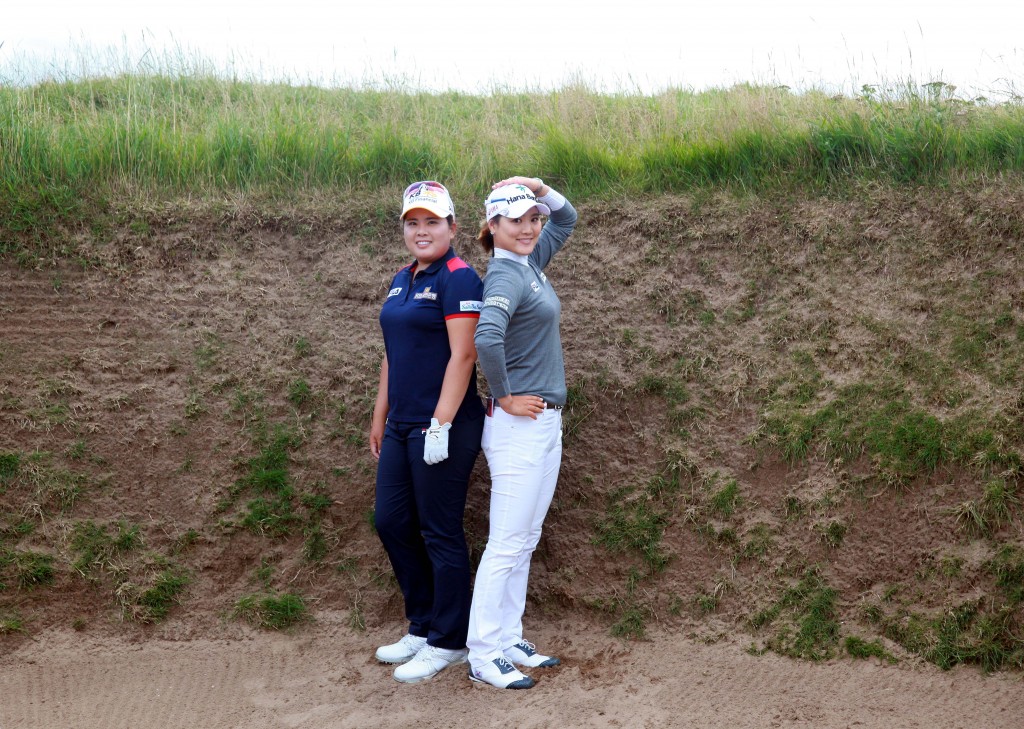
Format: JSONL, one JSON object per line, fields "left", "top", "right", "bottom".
{"left": 460, "top": 300, "right": 483, "bottom": 312}
{"left": 387, "top": 287, "right": 402, "bottom": 297}
{"left": 484, "top": 295, "right": 510, "bottom": 311}
{"left": 530, "top": 281, "right": 541, "bottom": 293}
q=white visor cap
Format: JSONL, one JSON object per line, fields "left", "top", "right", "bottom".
{"left": 485, "top": 184, "right": 551, "bottom": 221}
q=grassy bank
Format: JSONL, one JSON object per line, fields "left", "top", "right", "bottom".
{"left": 3, "top": 76, "right": 1024, "bottom": 244}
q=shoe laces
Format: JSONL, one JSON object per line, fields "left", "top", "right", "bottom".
{"left": 494, "top": 656, "right": 517, "bottom": 674}
{"left": 400, "top": 646, "right": 432, "bottom": 669}
{"left": 402, "top": 634, "right": 425, "bottom": 649}
{"left": 418, "top": 645, "right": 461, "bottom": 665}
{"left": 517, "top": 639, "right": 537, "bottom": 653}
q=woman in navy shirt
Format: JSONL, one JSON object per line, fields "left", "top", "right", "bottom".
{"left": 369, "top": 181, "right": 484, "bottom": 683}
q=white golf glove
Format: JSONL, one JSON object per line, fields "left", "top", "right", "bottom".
{"left": 423, "top": 418, "right": 451, "bottom": 465}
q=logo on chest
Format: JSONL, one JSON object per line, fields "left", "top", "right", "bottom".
{"left": 387, "top": 287, "right": 402, "bottom": 298}
{"left": 414, "top": 286, "right": 438, "bottom": 301}
{"left": 530, "top": 281, "right": 541, "bottom": 293}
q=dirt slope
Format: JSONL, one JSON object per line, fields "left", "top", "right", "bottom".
{"left": 1, "top": 185, "right": 1022, "bottom": 725}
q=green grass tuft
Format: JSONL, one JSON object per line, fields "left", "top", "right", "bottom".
{"left": 134, "top": 570, "right": 190, "bottom": 622}
{"left": 0, "top": 611, "right": 26, "bottom": 634}
{"left": 695, "top": 587, "right": 723, "bottom": 614}
{"left": 0, "top": 452, "right": 21, "bottom": 484}
{"left": 709, "top": 479, "right": 742, "bottom": 518}
{"left": 235, "top": 425, "right": 300, "bottom": 495}
{"left": 254, "top": 559, "right": 274, "bottom": 588}
{"left": 739, "top": 524, "right": 775, "bottom": 562}
{"left": 232, "top": 424, "right": 305, "bottom": 536}
{"left": 287, "top": 378, "right": 313, "bottom": 408}
{"left": 952, "top": 481, "right": 1020, "bottom": 538}
{"left": 302, "top": 526, "right": 328, "bottom": 563}
{"left": 751, "top": 570, "right": 841, "bottom": 660}
{"left": 928, "top": 603, "right": 980, "bottom": 670}
{"left": 241, "top": 497, "right": 301, "bottom": 536}
{"left": 844, "top": 636, "right": 896, "bottom": 663}
{"left": 70, "top": 519, "right": 141, "bottom": 574}
{"left": 16, "top": 551, "right": 55, "bottom": 589}
{"left": 293, "top": 336, "right": 312, "bottom": 358}
{"left": 593, "top": 491, "right": 669, "bottom": 572}
{"left": 301, "top": 492, "right": 333, "bottom": 516}
{"left": 233, "top": 592, "right": 308, "bottom": 630}
{"left": 172, "top": 529, "right": 200, "bottom": 554}
{"left": 821, "top": 520, "right": 848, "bottom": 548}
{"left": 610, "top": 601, "right": 650, "bottom": 640}
{"left": 986, "top": 546, "right": 1024, "bottom": 604}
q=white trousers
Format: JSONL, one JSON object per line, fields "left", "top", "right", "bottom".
{"left": 467, "top": 406, "right": 562, "bottom": 669}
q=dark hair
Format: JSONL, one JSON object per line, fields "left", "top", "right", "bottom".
{"left": 477, "top": 217, "right": 499, "bottom": 254}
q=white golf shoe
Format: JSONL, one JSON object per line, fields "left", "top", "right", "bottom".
{"left": 505, "top": 639, "right": 561, "bottom": 668}
{"left": 468, "top": 656, "right": 536, "bottom": 689}
{"left": 375, "top": 634, "right": 427, "bottom": 664}
{"left": 393, "top": 645, "right": 468, "bottom": 683}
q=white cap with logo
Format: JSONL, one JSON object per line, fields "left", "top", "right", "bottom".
{"left": 401, "top": 181, "right": 456, "bottom": 220}
{"left": 485, "top": 184, "right": 551, "bottom": 221}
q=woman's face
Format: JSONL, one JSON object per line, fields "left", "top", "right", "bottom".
{"left": 403, "top": 209, "right": 455, "bottom": 269}
{"left": 489, "top": 207, "right": 543, "bottom": 256}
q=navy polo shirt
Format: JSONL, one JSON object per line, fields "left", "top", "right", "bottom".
{"left": 380, "top": 247, "right": 485, "bottom": 425}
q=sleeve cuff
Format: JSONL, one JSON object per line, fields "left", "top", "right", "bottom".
{"left": 493, "top": 380, "right": 512, "bottom": 399}
{"left": 538, "top": 188, "right": 566, "bottom": 212}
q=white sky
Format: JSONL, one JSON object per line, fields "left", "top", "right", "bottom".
{"left": 3, "top": 1, "right": 1023, "bottom": 98}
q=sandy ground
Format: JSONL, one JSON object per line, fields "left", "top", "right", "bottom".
{"left": 2, "top": 616, "right": 1022, "bottom": 729}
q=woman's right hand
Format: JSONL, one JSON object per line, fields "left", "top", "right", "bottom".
{"left": 498, "top": 394, "right": 546, "bottom": 420}
{"left": 370, "top": 355, "right": 389, "bottom": 460}
{"left": 491, "top": 176, "right": 548, "bottom": 197}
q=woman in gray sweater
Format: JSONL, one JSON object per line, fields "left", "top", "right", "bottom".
{"left": 466, "top": 176, "right": 577, "bottom": 690}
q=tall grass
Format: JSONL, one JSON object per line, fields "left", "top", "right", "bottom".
{"left": 3, "top": 73, "right": 1024, "bottom": 252}
{"left": 3, "top": 75, "right": 1024, "bottom": 206}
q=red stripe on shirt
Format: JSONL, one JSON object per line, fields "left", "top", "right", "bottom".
{"left": 445, "top": 312, "right": 480, "bottom": 320}
{"left": 447, "top": 257, "right": 469, "bottom": 272}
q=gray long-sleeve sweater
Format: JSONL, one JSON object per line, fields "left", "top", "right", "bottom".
{"left": 474, "top": 192, "right": 578, "bottom": 405}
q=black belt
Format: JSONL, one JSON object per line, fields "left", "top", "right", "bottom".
{"left": 486, "top": 397, "right": 563, "bottom": 416}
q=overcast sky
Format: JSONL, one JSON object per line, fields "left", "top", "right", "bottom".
{"left": 3, "top": 1, "right": 1022, "bottom": 98}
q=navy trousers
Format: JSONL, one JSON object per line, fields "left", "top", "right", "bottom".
{"left": 374, "top": 415, "right": 483, "bottom": 649}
